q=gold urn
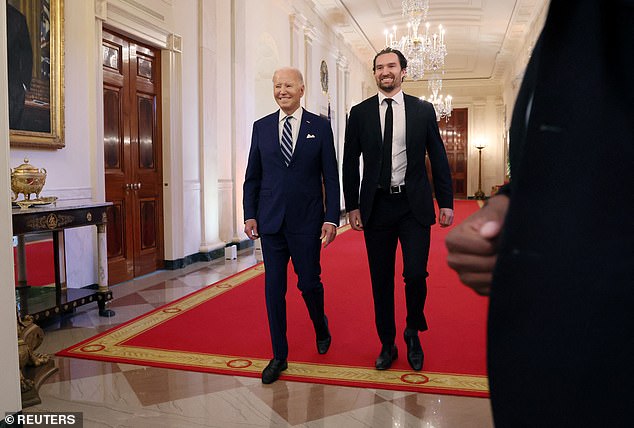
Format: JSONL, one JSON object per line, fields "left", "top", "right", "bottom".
{"left": 11, "top": 158, "right": 47, "bottom": 201}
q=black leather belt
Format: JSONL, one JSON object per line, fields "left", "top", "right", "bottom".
{"left": 379, "top": 185, "right": 405, "bottom": 194}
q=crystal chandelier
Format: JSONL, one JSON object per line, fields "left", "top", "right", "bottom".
{"left": 420, "top": 77, "right": 453, "bottom": 121}
{"left": 402, "top": 0, "right": 429, "bottom": 25}
{"left": 383, "top": 1, "right": 447, "bottom": 81}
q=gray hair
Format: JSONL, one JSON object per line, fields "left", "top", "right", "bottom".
{"left": 272, "top": 67, "right": 304, "bottom": 84}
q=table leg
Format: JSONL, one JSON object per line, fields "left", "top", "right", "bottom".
{"left": 16, "top": 235, "right": 27, "bottom": 287}
{"left": 97, "top": 224, "right": 115, "bottom": 317}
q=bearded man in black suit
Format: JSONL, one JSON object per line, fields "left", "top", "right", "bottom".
{"left": 343, "top": 48, "right": 454, "bottom": 372}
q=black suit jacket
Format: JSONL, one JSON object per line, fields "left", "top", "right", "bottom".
{"left": 6, "top": 3, "right": 33, "bottom": 129}
{"left": 489, "top": 0, "right": 634, "bottom": 425}
{"left": 342, "top": 93, "right": 453, "bottom": 226}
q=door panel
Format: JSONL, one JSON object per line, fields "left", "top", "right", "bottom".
{"left": 439, "top": 108, "right": 468, "bottom": 199}
{"left": 103, "top": 30, "right": 163, "bottom": 285}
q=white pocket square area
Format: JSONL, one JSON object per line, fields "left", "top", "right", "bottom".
{"left": 306, "top": 134, "right": 316, "bottom": 139}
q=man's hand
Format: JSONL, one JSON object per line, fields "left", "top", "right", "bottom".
{"left": 347, "top": 209, "right": 364, "bottom": 231}
{"left": 445, "top": 195, "right": 510, "bottom": 295}
{"left": 244, "top": 219, "right": 259, "bottom": 240}
{"left": 439, "top": 208, "right": 454, "bottom": 227}
{"left": 321, "top": 223, "right": 337, "bottom": 248}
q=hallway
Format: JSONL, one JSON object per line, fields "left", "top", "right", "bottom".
{"left": 31, "top": 249, "right": 492, "bottom": 427}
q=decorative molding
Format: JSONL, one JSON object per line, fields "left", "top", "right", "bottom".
{"left": 304, "top": 25, "right": 318, "bottom": 45}
{"left": 95, "top": 0, "right": 108, "bottom": 21}
{"left": 184, "top": 180, "right": 201, "bottom": 191}
{"left": 106, "top": 1, "right": 172, "bottom": 48}
{"left": 168, "top": 33, "right": 182, "bottom": 53}
{"left": 336, "top": 52, "right": 349, "bottom": 70}
{"left": 120, "top": 0, "right": 165, "bottom": 22}
{"left": 289, "top": 13, "right": 308, "bottom": 32}
{"left": 164, "top": 240, "right": 253, "bottom": 270}
{"left": 218, "top": 179, "right": 234, "bottom": 190}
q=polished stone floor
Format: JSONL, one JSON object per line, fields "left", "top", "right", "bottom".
{"left": 30, "top": 249, "right": 493, "bottom": 427}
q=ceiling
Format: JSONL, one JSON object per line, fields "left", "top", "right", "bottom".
{"left": 312, "top": 0, "right": 549, "bottom": 86}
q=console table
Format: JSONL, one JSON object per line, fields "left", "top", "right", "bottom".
{"left": 13, "top": 201, "right": 115, "bottom": 322}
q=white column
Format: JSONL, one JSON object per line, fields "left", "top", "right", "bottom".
{"left": 93, "top": 0, "right": 107, "bottom": 202}
{"left": 198, "top": 0, "right": 224, "bottom": 251}
{"left": 336, "top": 53, "right": 349, "bottom": 212}
{"left": 0, "top": 3, "right": 23, "bottom": 416}
{"left": 303, "top": 26, "right": 317, "bottom": 111}
{"left": 289, "top": 13, "right": 307, "bottom": 70}
{"left": 161, "top": 34, "right": 185, "bottom": 260}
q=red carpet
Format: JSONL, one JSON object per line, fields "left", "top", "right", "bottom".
{"left": 59, "top": 200, "right": 489, "bottom": 397}
{"left": 14, "top": 240, "right": 55, "bottom": 286}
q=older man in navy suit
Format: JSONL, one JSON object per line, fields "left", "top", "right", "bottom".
{"left": 243, "top": 67, "right": 340, "bottom": 384}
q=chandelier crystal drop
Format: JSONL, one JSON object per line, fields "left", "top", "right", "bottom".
{"left": 402, "top": 0, "right": 430, "bottom": 27}
{"left": 419, "top": 75, "right": 453, "bottom": 122}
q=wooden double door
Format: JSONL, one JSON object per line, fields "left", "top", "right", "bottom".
{"left": 438, "top": 108, "right": 468, "bottom": 198}
{"left": 102, "top": 30, "right": 164, "bottom": 285}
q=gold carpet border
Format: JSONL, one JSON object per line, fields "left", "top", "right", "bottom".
{"left": 67, "top": 343, "right": 488, "bottom": 393}
{"left": 65, "top": 231, "right": 488, "bottom": 395}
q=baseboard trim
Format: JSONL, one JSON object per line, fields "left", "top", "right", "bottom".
{"left": 163, "top": 240, "right": 254, "bottom": 270}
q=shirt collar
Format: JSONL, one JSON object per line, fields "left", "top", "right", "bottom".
{"left": 378, "top": 90, "right": 404, "bottom": 106}
{"left": 279, "top": 107, "right": 303, "bottom": 124}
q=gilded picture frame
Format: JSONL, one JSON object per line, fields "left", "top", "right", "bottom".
{"left": 7, "top": 0, "right": 64, "bottom": 148}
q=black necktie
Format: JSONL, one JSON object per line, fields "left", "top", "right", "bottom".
{"left": 379, "top": 98, "right": 393, "bottom": 189}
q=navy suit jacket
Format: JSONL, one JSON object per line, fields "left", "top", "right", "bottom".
{"left": 243, "top": 108, "right": 340, "bottom": 235}
{"left": 343, "top": 94, "right": 453, "bottom": 226}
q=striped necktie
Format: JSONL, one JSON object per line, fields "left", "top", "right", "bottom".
{"left": 281, "top": 116, "right": 293, "bottom": 166}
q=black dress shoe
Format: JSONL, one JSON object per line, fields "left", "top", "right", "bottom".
{"left": 316, "top": 316, "right": 331, "bottom": 354}
{"left": 375, "top": 344, "right": 398, "bottom": 370}
{"left": 262, "top": 359, "right": 287, "bottom": 384}
{"left": 404, "top": 328, "right": 424, "bottom": 371}
{"left": 317, "top": 335, "right": 331, "bottom": 354}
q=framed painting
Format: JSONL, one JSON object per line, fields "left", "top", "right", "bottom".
{"left": 7, "top": 0, "right": 64, "bottom": 148}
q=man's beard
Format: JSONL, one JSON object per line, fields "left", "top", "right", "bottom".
{"left": 377, "top": 75, "right": 397, "bottom": 92}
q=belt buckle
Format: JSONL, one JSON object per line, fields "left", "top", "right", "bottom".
{"left": 390, "top": 185, "right": 402, "bottom": 194}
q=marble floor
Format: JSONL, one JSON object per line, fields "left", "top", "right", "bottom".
{"left": 30, "top": 249, "right": 493, "bottom": 427}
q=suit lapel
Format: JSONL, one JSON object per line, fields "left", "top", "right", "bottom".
{"left": 403, "top": 94, "right": 415, "bottom": 152}
{"left": 371, "top": 95, "right": 382, "bottom": 147}
{"left": 292, "top": 108, "right": 312, "bottom": 163}
{"left": 266, "top": 110, "right": 286, "bottom": 167}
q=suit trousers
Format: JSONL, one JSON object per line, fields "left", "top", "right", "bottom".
{"left": 363, "top": 190, "right": 431, "bottom": 346}
{"left": 260, "top": 224, "right": 326, "bottom": 360}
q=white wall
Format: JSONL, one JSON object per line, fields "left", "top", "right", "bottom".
{"left": 5, "top": 0, "right": 376, "bottom": 295}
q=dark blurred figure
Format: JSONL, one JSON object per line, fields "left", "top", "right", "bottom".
{"left": 446, "top": 1, "right": 634, "bottom": 427}
{"left": 6, "top": 3, "right": 33, "bottom": 130}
